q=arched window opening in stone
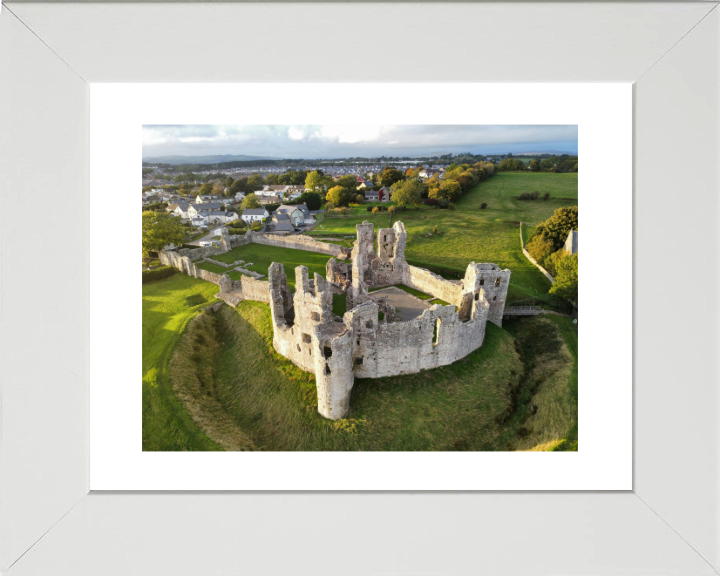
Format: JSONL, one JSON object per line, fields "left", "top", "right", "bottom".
{"left": 323, "top": 346, "right": 332, "bottom": 359}
{"left": 495, "top": 277, "right": 501, "bottom": 287}
{"left": 433, "top": 318, "right": 441, "bottom": 346}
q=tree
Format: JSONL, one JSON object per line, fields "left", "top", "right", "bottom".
{"left": 336, "top": 175, "right": 359, "bottom": 190}
{"left": 380, "top": 167, "right": 405, "bottom": 187}
{"left": 528, "top": 160, "right": 540, "bottom": 172}
{"left": 199, "top": 182, "right": 213, "bottom": 196}
{"left": 533, "top": 206, "right": 579, "bottom": 252}
{"left": 294, "top": 191, "right": 321, "bottom": 211}
{"left": 142, "top": 211, "right": 185, "bottom": 257}
{"left": 266, "top": 174, "right": 279, "bottom": 185}
{"left": 241, "top": 193, "right": 260, "bottom": 209}
{"left": 550, "top": 253, "right": 578, "bottom": 303}
{"left": 246, "top": 174, "right": 265, "bottom": 192}
{"left": 326, "top": 185, "right": 353, "bottom": 207}
{"left": 355, "top": 194, "right": 366, "bottom": 204}
{"left": 430, "top": 179, "right": 462, "bottom": 201}
{"left": 211, "top": 182, "right": 224, "bottom": 196}
{"left": 225, "top": 176, "right": 235, "bottom": 188}
{"left": 305, "top": 170, "right": 334, "bottom": 194}
{"left": 390, "top": 178, "right": 424, "bottom": 208}
{"left": 229, "top": 177, "right": 248, "bottom": 195}
{"left": 497, "top": 158, "right": 526, "bottom": 172}
{"left": 480, "top": 202, "right": 488, "bottom": 209}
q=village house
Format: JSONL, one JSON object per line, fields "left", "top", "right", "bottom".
{"left": 258, "top": 194, "right": 283, "bottom": 205}
{"left": 275, "top": 204, "right": 305, "bottom": 226}
{"left": 191, "top": 216, "right": 208, "bottom": 227}
{"left": 200, "top": 210, "right": 237, "bottom": 226}
{"left": 169, "top": 201, "right": 191, "bottom": 219}
{"left": 187, "top": 202, "right": 223, "bottom": 218}
{"left": 257, "top": 185, "right": 288, "bottom": 197}
{"left": 195, "top": 194, "right": 224, "bottom": 204}
{"left": 234, "top": 191, "right": 246, "bottom": 202}
{"left": 242, "top": 208, "right": 269, "bottom": 224}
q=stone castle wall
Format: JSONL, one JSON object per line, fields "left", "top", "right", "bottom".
{"left": 404, "top": 265, "right": 464, "bottom": 306}
{"left": 250, "top": 232, "right": 351, "bottom": 259}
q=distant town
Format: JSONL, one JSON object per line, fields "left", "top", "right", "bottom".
{"left": 142, "top": 152, "right": 577, "bottom": 248}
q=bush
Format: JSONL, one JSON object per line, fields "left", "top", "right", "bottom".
{"left": 480, "top": 202, "right": 488, "bottom": 209}
{"left": 231, "top": 219, "right": 246, "bottom": 228}
{"left": 355, "top": 194, "right": 366, "bottom": 204}
{"left": 447, "top": 203, "right": 455, "bottom": 210}
{"left": 519, "top": 191, "right": 540, "bottom": 200}
{"left": 543, "top": 192, "right": 550, "bottom": 200}
{"left": 388, "top": 205, "right": 397, "bottom": 213}
{"left": 142, "top": 266, "right": 176, "bottom": 284}
{"left": 424, "top": 198, "right": 439, "bottom": 208}
{"left": 367, "top": 206, "right": 373, "bottom": 212}
{"left": 372, "top": 206, "right": 380, "bottom": 214}
{"left": 229, "top": 228, "right": 246, "bottom": 235}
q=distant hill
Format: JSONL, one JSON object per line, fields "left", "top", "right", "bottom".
{"left": 142, "top": 154, "right": 279, "bottom": 165}
{"left": 514, "top": 151, "right": 575, "bottom": 157}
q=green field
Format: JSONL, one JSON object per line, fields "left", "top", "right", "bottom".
{"left": 211, "top": 243, "right": 346, "bottom": 290}
{"left": 316, "top": 173, "right": 577, "bottom": 304}
{"left": 162, "top": 301, "right": 577, "bottom": 451}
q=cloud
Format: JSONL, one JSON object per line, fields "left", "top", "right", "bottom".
{"left": 287, "top": 127, "right": 305, "bottom": 141}
{"left": 142, "top": 124, "right": 578, "bottom": 159}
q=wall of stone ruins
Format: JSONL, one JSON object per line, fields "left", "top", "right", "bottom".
{"left": 240, "top": 276, "right": 271, "bottom": 303}
{"left": 404, "top": 265, "right": 464, "bottom": 306}
{"left": 250, "top": 232, "right": 351, "bottom": 259}
{"left": 345, "top": 290, "right": 490, "bottom": 380}
{"left": 268, "top": 264, "right": 354, "bottom": 419}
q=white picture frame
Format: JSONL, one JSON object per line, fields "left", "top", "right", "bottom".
{"left": 1, "top": 2, "right": 718, "bottom": 574}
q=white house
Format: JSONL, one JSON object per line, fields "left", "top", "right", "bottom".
{"left": 169, "top": 202, "right": 191, "bottom": 218}
{"left": 234, "top": 191, "right": 246, "bottom": 202}
{"left": 191, "top": 216, "right": 208, "bottom": 227}
{"left": 275, "top": 205, "right": 305, "bottom": 226}
{"left": 257, "top": 185, "right": 288, "bottom": 197}
{"left": 242, "top": 208, "right": 269, "bottom": 224}
{"left": 187, "top": 202, "right": 223, "bottom": 218}
{"left": 195, "top": 194, "right": 225, "bottom": 204}
{"left": 199, "top": 210, "right": 237, "bottom": 226}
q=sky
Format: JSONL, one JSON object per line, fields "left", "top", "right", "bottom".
{"left": 142, "top": 125, "right": 578, "bottom": 159}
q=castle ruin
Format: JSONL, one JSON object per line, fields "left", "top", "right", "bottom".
{"left": 268, "top": 221, "right": 511, "bottom": 420}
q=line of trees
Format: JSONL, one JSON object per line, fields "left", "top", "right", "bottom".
{"left": 498, "top": 155, "right": 578, "bottom": 173}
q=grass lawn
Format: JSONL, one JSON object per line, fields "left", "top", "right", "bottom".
{"left": 211, "top": 243, "right": 347, "bottom": 290}
{"left": 316, "top": 172, "right": 577, "bottom": 305}
{"left": 142, "top": 273, "right": 222, "bottom": 451}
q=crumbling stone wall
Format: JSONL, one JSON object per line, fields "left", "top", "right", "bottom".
{"left": 240, "top": 276, "right": 270, "bottom": 303}
{"left": 348, "top": 220, "right": 408, "bottom": 309}
{"left": 404, "top": 265, "right": 464, "bottom": 306}
{"left": 250, "top": 232, "right": 351, "bottom": 259}
{"left": 461, "top": 264, "right": 511, "bottom": 327}
{"left": 269, "top": 264, "right": 354, "bottom": 418}
{"left": 345, "top": 289, "right": 490, "bottom": 379}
